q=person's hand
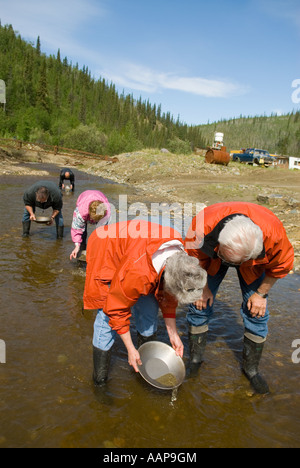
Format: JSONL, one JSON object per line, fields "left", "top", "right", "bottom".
{"left": 46, "top": 217, "right": 54, "bottom": 226}
{"left": 169, "top": 334, "right": 184, "bottom": 358}
{"left": 194, "top": 284, "right": 213, "bottom": 310}
{"left": 70, "top": 244, "right": 80, "bottom": 260}
{"left": 29, "top": 213, "right": 36, "bottom": 221}
{"left": 120, "top": 331, "right": 141, "bottom": 372}
{"left": 127, "top": 347, "right": 142, "bottom": 372}
{"left": 247, "top": 293, "right": 267, "bottom": 317}
{"left": 164, "top": 318, "right": 184, "bottom": 358}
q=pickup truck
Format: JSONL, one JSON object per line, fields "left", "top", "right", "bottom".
{"left": 232, "top": 148, "right": 276, "bottom": 166}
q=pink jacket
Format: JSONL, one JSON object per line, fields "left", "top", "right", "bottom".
{"left": 71, "top": 190, "right": 111, "bottom": 244}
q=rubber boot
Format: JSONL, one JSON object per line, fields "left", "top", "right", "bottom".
{"left": 242, "top": 335, "right": 270, "bottom": 395}
{"left": 137, "top": 331, "right": 157, "bottom": 349}
{"left": 56, "top": 225, "right": 64, "bottom": 239}
{"left": 22, "top": 221, "right": 31, "bottom": 238}
{"left": 93, "top": 346, "right": 112, "bottom": 387}
{"left": 188, "top": 331, "right": 207, "bottom": 377}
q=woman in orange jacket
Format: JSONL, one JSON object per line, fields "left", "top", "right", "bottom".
{"left": 83, "top": 219, "right": 207, "bottom": 386}
{"left": 185, "top": 202, "right": 294, "bottom": 394}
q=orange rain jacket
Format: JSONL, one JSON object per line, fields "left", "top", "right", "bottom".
{"left": 83, "top": 220, "right": 184, "bottom": 335}
{"left": 184, "top": 202, "right": 294, "bottom": 284}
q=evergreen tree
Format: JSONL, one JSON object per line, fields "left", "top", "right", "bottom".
{"left": 79, "top": 92, "right": 87, "bottom": 123}
{"left": 36, "top": 58, "right": 50, "bottom": 112}
{"left": 36, "top": 36, "right": 41, "bottom": 56}
{"left": 23, "top": 50, "right": 35, "bottom": 106}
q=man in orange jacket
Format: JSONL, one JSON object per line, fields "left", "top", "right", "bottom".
{"left": 83, "top": 219, "right": 207, "bottom": 386}
{"left": 185, "top": 202, "right": 294, "bottom": 394}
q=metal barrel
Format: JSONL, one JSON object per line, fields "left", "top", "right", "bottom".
{"left": 205, "top": 146, "right": 230, "bottom": 166}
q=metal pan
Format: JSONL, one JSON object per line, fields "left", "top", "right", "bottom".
{"left": 64, "top": 186, "right": 72, "bottom": 195}
{"left": 137, "top": 341, "right": 186, "bottom": 390}
{"left": 77, "top": 250, "right": 87, "bottom": 264}
{"left": 34, "top": 216, "right": 52, "bottom": 224}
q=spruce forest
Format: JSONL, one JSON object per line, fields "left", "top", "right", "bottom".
{"left": 0, "top": 23, "right": 299, "bottom": 157}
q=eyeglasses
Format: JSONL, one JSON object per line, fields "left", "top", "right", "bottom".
{"left": 217, "top": 250, "right": 243, "bottom": 266}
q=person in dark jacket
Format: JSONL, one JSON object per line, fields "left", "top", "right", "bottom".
{"left": 59, "top": 168, "right": 75, "bottom": 191}
{"left": 22, "top": 181, "right": 64, "bottom": 239}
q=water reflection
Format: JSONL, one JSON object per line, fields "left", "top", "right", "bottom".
{"left": 0, "top": 165, "right": 299, "bottom": 448}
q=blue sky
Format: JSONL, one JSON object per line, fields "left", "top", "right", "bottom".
{"left": 0, "top": 0, "right": 299, "bottom": 125}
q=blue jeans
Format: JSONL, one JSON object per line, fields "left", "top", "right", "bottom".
{"left": 187, "top": 264, "right": 269, "bottom": 339}
{"left": 22, "top": 207, "right": 64, "bottom": 227}
{"left": 93, "top": 294, "right": 159, "bottom": 351}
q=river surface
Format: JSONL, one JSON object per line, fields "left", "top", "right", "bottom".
{"left": 0, "top": 163, "right": 299, "bottom": 448}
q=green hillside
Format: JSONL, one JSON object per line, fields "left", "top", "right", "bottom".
{"left": 197, "top": 114, "right": 300, "bottom": 156}
{"left": 0, "top": 22, "right": 299, "bottom": 157}
{"left": 0, "top": 23, "right": 206, "bottom": 155}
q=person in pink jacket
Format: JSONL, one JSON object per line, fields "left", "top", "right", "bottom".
{"left": 70, "top": 190, "right": 111, "bottom": 260}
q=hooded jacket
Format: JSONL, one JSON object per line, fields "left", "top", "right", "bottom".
{"left": 83, "top": 220, "right": 184, "bottom": 335}
{"left": 184, "top": 202, "right": 294, "bottom": 284}
{"left": 71, "top": 190, "right": 111, "bottom": 244}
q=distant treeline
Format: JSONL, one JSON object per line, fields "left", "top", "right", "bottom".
{"left": 0, "top": 22, "right": 299, "bottom": 157}
{"left": 199, "top": 113, "right": 300, "bottom": 156}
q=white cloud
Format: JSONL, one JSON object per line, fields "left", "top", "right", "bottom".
{"left": 160, "top": 76, "right": 243, "bottom": 98}
{"left": 99, "top": 63, "right": 248, "bottom": 98}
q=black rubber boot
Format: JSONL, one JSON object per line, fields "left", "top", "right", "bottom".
{"left": 188, "top": 331, "right": 207, "bottom": 376}
{"left": 242, "top": 335, "right": 270, "bottom": 395}
{"left": 93, "top": 346, "right": 112, "bottom": 387}
{"left": 56, "top": 225, "right": 64, "bottom": 239}
{"left": 22, "top": 221, "right": 31, "bottom": 238}
{"left": 137, "top": 331, "right": 157, "bottom": 349}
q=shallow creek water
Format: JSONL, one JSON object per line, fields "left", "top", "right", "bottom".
{"left": 0, "top": 164, "right": 299, "bottom": 448}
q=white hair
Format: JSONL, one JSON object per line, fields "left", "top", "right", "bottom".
{"left": 218, "top": 215, "right": 263, "bottom": 263}
{"left": 164, "top": 252, "right": 207, "bottom": 304}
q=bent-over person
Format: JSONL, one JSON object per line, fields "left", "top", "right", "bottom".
{"left": 59, "top": 168, "right": 75, "bottom": 192}
{"left": 70, "top": 190, "right": 111, "bottom": 260}
{"left": 83, "top": 219, "right": 207, "bottom": 387}
{"left": 185, "top": 202, "right": 294, "bottom": 394}
{"left": 22, "top": 181, "right": 64, "bottom": 239}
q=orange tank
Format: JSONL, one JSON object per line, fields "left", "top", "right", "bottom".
{"left": 205, "top": 146, "right": 230, "bottom": 166}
